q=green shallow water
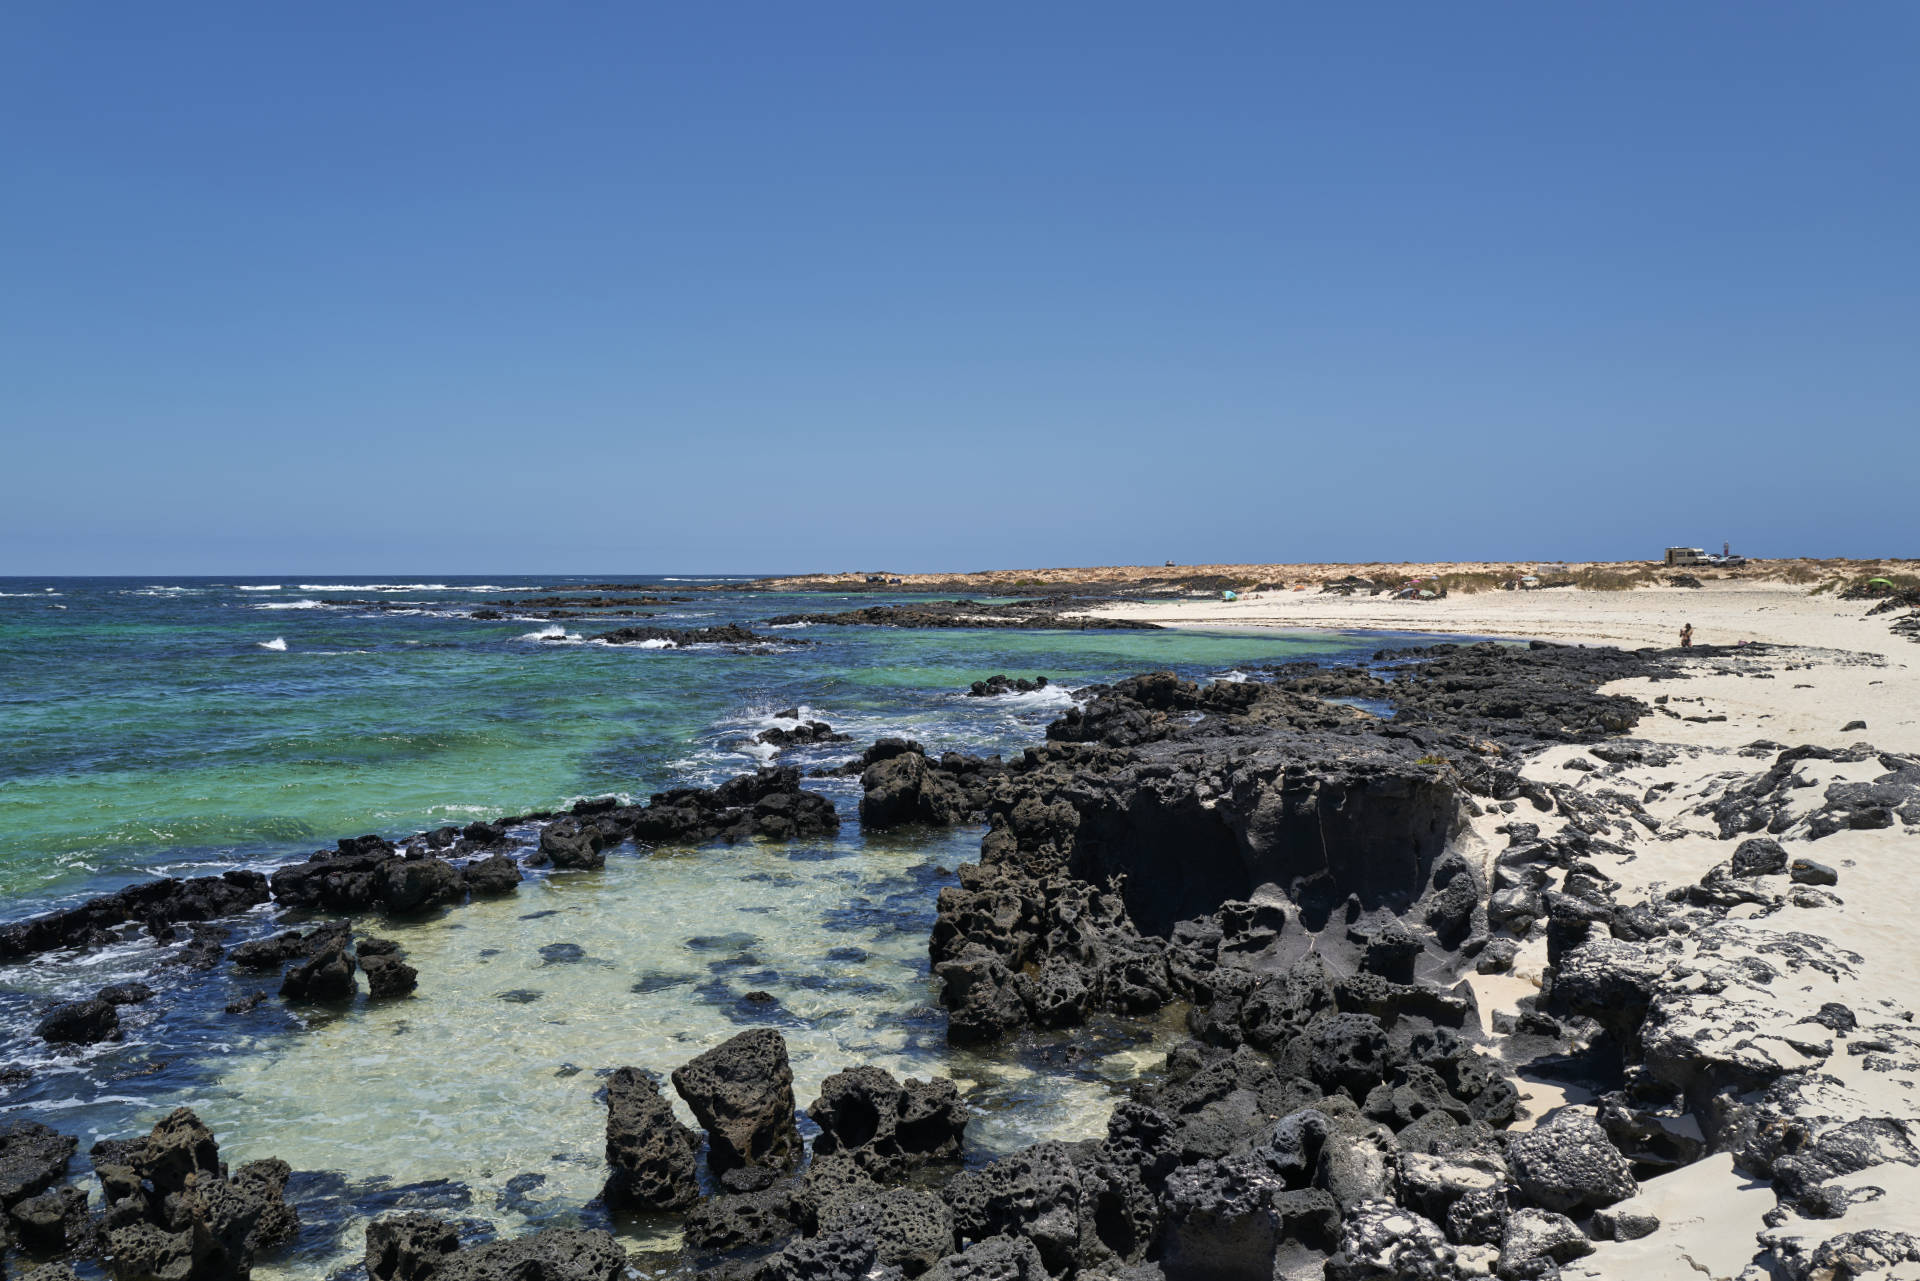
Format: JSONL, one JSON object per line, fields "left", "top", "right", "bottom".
{"left": 0, "top": 576, "right": 1454, "bottom": 1278}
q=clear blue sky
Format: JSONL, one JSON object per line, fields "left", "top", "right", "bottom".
{"left": 3, "top": 4, "right": 1914, "bottom": 573}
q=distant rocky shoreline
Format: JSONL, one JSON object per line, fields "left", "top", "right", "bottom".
{"left": 4, "top": 641, "right": 1916, "bottom": 1280}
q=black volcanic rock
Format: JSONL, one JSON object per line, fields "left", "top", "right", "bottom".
{"left": 35, "top": 999, "right": 120, "bottom": 1045}
{"left": 590, "top": 623, "right": 808, "bottom": 648}
{"left": 602, "top": 1067, "right": 701, "bottom": 1211}
{"left": 671, "top": 1029, "right": 802, "bottom": 1175}
{"left": 0, "top": 1121, "right": 76, "bottom": 1210}
{"left": 807, "top": 1066, "right": 968, "bottom": 1177}
{"left": 0, "top": 871, "right": 270, "bottom": 962}
{"left": 765, "top": 600, "right": 1159, "bottom": 631}
{"left": 94, "top": 1109, "right": 298, "bottom": 1281}
{"left": 968, "top": 675, "right": 1050, "bottom": 697}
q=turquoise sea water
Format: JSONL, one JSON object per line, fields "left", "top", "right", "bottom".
{"left": 0, "top": 576, "right": 1447, "bottom": 1276}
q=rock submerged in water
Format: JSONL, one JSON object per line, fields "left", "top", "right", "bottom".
{"left": 35, "top": 998, "right": 121, "bottom": 1045}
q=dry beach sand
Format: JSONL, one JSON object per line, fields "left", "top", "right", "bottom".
{"left": 1095, "top": 577, "right": 1920, "bottom": 1279}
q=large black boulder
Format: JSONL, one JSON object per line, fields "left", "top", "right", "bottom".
{"left": 601, "top": 1067, "right": 700, "bottom": 1211}
{"left": 36, "top": 999, "right": 120, "bottom": 1045}
{"left": 670, "top": 1029, "right": 802, "bottom": 1175}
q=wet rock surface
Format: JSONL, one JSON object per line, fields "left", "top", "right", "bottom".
{"left": 590, "top": 623, "right": 810, "bottom": 649}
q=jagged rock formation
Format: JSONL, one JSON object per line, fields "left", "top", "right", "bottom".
{"left": 671, "top": 1029, "right": 803, "bottom": 1175}
{"left": 601, "top": 1067, "right": 701, "bottom": 1211}
{"left": 92, "top": 1109, "right": 297, "bottom": 1281}
{"left": 806, "top": 1067, "right": 968, "bottom": 1177}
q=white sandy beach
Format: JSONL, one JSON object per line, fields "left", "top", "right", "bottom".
{"left": 1099, "top": 582, "right": 1920, "bottom": 1280}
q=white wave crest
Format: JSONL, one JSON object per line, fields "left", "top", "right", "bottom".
{"left": 236, "top": 584, "right": 283, "bottom": 591}
{"left": 259, "top": 637, "right": 288, "bottom": 651}
{"left": 990, "top": 685, "right": 1077, "bottom": 710}
{"left": 767, "top": 621, "right": 810, "bottom": 629}
{"left": 256, "top": 599, "right": 330, "bottom": 610}
{"left": 297, "top": 583, "right": 451, "bottom": 592}
{"left": 519, "top": 624, "right": 582, "bottom": 643}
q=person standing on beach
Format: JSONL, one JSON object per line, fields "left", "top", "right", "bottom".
{"left": 1680, "top": 623, "right": 1694, "bottom": 648}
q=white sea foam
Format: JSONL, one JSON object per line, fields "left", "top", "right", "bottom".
{"left": 988, "top": 684, "right": 1078, "bottom": 711}
{"left": 518, "top": 624, "right": 582, "bottom": 643}
{"left": 236, "top": 585, "right": 283, "bottom": 591}
{"left": 256, "top": 599, "right": 330, "bottom": 610}
{"left": 768, "top": 621, "right": 811, "bottom": 629}
{"left": 259, "top": 637, "right": 288, "bottom": 651}
{"left": 297, "top": 583, "right": 451, "bottom": 592}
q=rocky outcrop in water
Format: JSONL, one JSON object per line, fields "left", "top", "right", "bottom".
{"left": 755, "top": 720, "right": 852, "bottom": 749}
{"left": 590, "top": 624, "right": 810, "bottom": 649}
{"left": 601, "top": 1067, "right": 701, "bottom": 1211}
{"left": 0, "top": 872, "right": 270, "bottom": 962}
{"left": 92, "top": 1109, "right": 298, "bottom": 1281}
{"left": 764, "top": 601, "right": 1159, "bottom": 631}
{"left": 967, "top": 675, "right": 1051, "bottom": 697}
{"left": 270, "top": 840, "right": 479, "bottom": 916}
{"left": 536, "top": 769, "right": 843, "bottom": 853}
{"left": 34, "top": 999, "right": 121, "bottom": 1046}
{"left": 671, "top": 1029, "right": 803, "bottom": 1175}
